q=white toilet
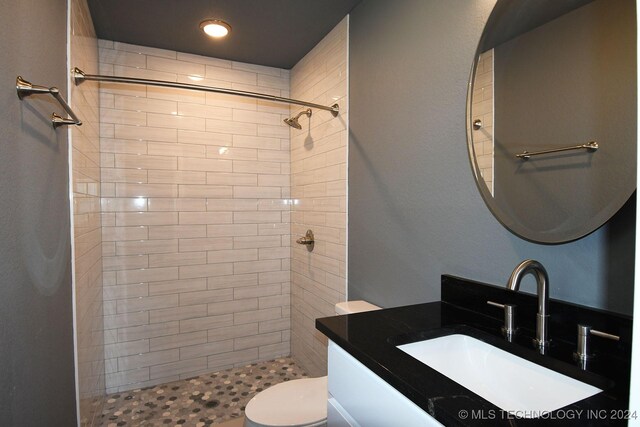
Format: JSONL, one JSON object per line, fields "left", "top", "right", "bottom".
{"left": 243, "top": 300, "right": 381, "bottom": 427}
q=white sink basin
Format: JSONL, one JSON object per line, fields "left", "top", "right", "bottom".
{"left": 397, "top": 334, "right": 601, "bottom": 416}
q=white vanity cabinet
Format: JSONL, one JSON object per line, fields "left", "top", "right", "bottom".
{"left": 327, "top": 340, "right": 443, "bottom": 426}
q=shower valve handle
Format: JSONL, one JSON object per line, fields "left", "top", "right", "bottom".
{"left": 296, "top": 230, "right": 315, "bottom": 251}
{"left": 296, "top": 230, "right": 314, "bottom": 245}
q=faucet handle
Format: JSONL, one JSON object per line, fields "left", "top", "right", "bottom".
{"left": 573, "top": 324, "right": 620, "bottom": 362}
{"left": 487, "top": 301, "right": 517, "bottom": 340}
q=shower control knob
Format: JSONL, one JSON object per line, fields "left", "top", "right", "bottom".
{"left": 296, "top": 230, "right": 315, "bottom": 251}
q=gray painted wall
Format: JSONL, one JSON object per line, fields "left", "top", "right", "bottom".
{"left": 348, "top": 0, "right": 635, "bottom": 315}
{"left": 0, "top": 0, "right": 78, "bottom": 425}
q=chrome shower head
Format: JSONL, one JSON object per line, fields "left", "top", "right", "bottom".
{"left": 284, "top": 108, "right": 312, "bottom": 129}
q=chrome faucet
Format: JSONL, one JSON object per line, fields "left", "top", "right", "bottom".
{"left": 507, "top": 260, "right": 550, "bottom": 351}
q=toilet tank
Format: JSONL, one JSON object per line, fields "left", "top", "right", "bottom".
{"left": 334, "top": 300, "right": 381, "bottom": 315}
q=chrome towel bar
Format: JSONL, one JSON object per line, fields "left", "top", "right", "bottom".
{"left": 16, "top": 76, "right": 82, "bottom": 127}
{"left": 516, "top": 141, "right": 598, "bottom": 160}
{"left": 72, "top": 67, "right": 339, "bottom": 116}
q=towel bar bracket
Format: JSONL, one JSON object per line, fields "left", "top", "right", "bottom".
{"left": 16, "top": 76, "right": 82, "bottom": 128}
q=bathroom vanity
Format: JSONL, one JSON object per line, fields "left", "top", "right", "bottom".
{"left": 317, "top": 276, "right": 632, "bottom": 426}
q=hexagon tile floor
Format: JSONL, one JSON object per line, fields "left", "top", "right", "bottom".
{"left": 98, "top": 358, "right": 307, "bottom": 426}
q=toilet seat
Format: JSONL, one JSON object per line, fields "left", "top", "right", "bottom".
{"left": 244, "top": 377, "right": 327, "bottom": 427}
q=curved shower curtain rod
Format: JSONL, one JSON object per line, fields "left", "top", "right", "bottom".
{"left": 72, "top": 67, "right": 339, "bottom": 116}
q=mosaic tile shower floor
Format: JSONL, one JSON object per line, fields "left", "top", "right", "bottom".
{"left": 99, "top": 358, "right": 307, "bottom": 426}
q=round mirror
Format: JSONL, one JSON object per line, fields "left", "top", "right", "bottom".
{"left": 467, "top": 0, "right": 636, "bottom": 243}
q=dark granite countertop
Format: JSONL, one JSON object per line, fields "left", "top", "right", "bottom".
{"left": 316, "top": 276, "right": 633, "bottom": 426}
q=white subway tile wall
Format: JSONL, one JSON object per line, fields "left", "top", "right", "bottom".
{"left": 290, "top": 17, "right": 349, "bottom": 376}
{"left": 471, "top": 49, "right": 494, "bottom": 195}
{"left": 70, "top": 0, "right": 105, "bottom": 425}
{"left": 98, "top": 41, "right": 292, "bottom": 392}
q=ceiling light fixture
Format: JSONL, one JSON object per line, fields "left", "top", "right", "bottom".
{"left": 200, "top": 19, "right": 231, "bottom": 38}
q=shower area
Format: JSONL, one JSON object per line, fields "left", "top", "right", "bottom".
{"left": 68, "top": 0, "right": 349, "bottom": 424}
